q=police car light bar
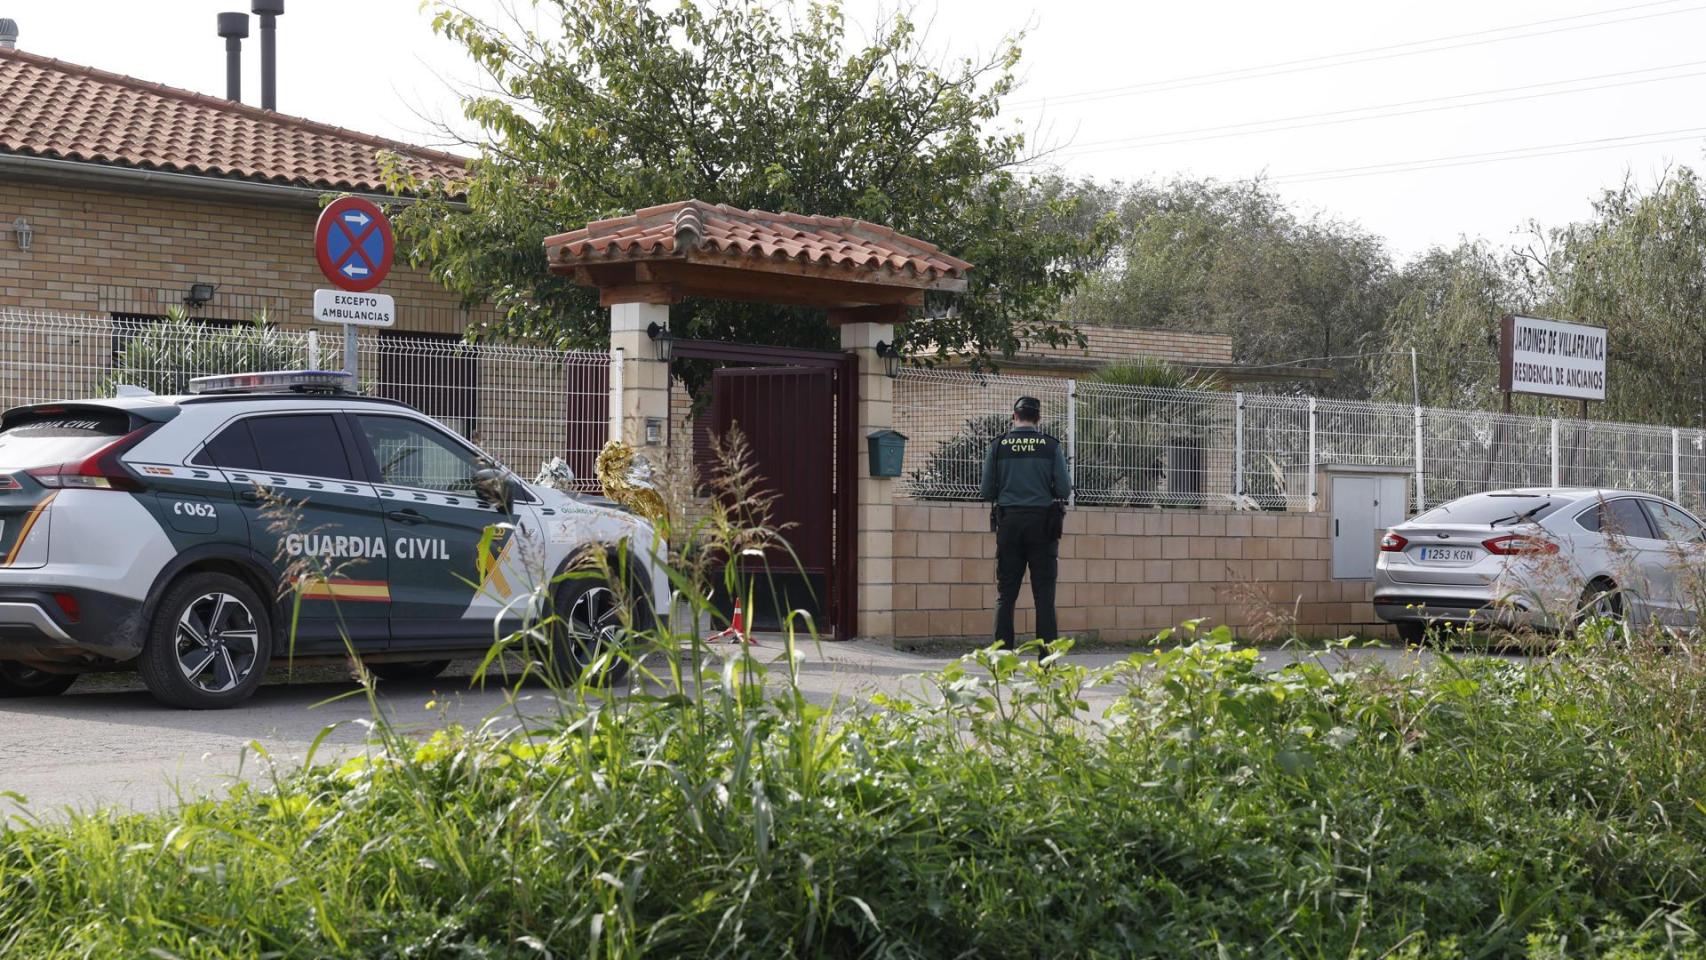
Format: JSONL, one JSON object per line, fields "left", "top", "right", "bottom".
{"left": 188, "top": 370, "right": 356, "bottom": 395}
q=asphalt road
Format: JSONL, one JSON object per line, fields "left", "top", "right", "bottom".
{"left": 0, "top": 642, "right": 1444, "bottom": 815}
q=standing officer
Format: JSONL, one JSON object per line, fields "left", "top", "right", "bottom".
{"left": 980, "top": 396, "right": 1071, "bottom": 648}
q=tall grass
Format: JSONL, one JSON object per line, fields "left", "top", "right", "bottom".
{"left": 7, "top": 439, "right": 1706, "bottom": 956}
{"left": 6, "top": 624, "right": 1706, "bottom": 957}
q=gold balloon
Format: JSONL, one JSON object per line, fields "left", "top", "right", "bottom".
{"left": 595, "top": 439, "right": 668, "bottom": 524}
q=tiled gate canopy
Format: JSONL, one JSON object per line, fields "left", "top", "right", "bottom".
{"left": 543, "top": 200, "right": 970, "bottom": 311}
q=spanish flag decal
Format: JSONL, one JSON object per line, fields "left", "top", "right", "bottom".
{"left": 297, "top": 578, "right": 391, "bottom": 603}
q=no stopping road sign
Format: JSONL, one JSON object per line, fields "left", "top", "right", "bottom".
{"left": 315, "top": 197, "right": 394, "bottom": 292}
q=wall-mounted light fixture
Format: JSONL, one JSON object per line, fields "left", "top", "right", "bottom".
{"left": 183, "top": 282, "right": 219, "bottom": 307}
{"left": 645, "top": 321, "right": 675, "bottom": 363}
{"left": 644, "top": 417, "right": 664, "bottom": 446}
{"left": 10, "top": 217, "right": 30, "bottom": 251}
{"left": 874, "top": 339, "right": 902, "bottom": 379}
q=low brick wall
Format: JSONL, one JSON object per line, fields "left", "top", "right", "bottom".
{"left": 893, "top": 501, "right": 1387, "bottom": 644}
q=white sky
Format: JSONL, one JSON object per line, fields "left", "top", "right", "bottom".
{"left": 8, "top": 0, "right": 1705, "bottom": 259}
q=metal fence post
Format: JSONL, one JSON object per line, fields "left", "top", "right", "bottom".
{"left": 1065, "top": 378, "right": 1077, "bottom": 507}
{"left": 307, "top": 329, "right": 319, "bottom": 370}
{"left": 1413, "top": 406, "right": 1425, "bottom": 514}
{"left": 608, "top": 346, "right": 624, "bottom": 444}
{"left": 1234, "top": 392, "right": 1246, "bottom": 498}
{"left": 1550, "top": 418, "right": 1560, "bottom": 489}
{"left": 1674, "top": 427, "right": 1683, "bottom": 503}
{"left": 342, "top": 324, "right": 357, "bottom": 377}
{"left": 1307, "top": 397, "right": 1318, "bottom": 511}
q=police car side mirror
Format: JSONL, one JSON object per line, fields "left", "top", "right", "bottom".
{"left": 472, "top": 467, "right": 514, "bottom": 514}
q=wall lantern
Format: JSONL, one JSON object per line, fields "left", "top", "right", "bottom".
{"left": 183, "top": 282, "right": 219, "bottom": 307}
{"left": 644, "top": 417, "right": 664, "bottom": 446}
{"left": 873, "top": 339, "right": 902, "bottom": 378}
{"left": 10, "top": 217, "right": 30, "bottom": 251}
{"left": 645, "top": 321, "right": 675, "bottom": 362}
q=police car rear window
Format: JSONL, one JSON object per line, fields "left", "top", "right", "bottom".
{"left": 0, "top": 409, "right": 131, "bottom": 470}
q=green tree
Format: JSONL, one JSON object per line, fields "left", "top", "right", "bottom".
{"left": 387, "top": 0, "right": 1112, "bottom": 368}
{"left": 1370, "top": 171, "right": 1706, "bottom": 426}
{"left": 1367, "top": 241, "right": 1525, "bottom": 411}
{"left": 1550, "top": 170, "right": 1706, "bottom": 426}
{"left": 1064, "top": 178, "right": 1395, "bottom": 397}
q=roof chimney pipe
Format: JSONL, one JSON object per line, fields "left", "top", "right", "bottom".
{"left": 251, "top": 1, "right": 282, "bottom": 111}
{"left": 216, "top": 12, "right": 249, "bottom": 102}
{"left": 0, "top": 19, "right": 19, "bottom": 50}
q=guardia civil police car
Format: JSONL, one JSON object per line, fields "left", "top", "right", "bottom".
{"left": 0, "top": 370, "right": 666, "bottom": 709}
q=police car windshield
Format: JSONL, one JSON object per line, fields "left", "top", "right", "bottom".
{"left": 0, "top": 410, "right": 131, "bottom": 470}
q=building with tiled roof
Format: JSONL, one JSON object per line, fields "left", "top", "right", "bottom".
{"left": 0, "top": 43, "right": 480, "bottom": 334}
{"left": 0, "top": 46, "right": 468, "bottom": 197}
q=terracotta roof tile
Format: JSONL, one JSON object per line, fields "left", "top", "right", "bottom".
{"left": 0, "top": 47, "right": 469, "bottom": 194}
{"left": 543, "top": 200, "right": 972, "bottom": 285}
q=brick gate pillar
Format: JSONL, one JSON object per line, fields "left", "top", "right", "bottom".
{"left": 607, "top": 300, "right": 673, "bottom": 452}
{"left": 544, "top": 201, "right": 971, "bottom": 644}
{"left": 836, "top": 308, "right": 900, "bottom": 642}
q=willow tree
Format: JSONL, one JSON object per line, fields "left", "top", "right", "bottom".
{"left": 1367, "top": 241, "right": 1526, "bottom": 411}
{"left": 1552, "top": 170, "right": 1706, "bottom": 427}
{"left": 1372, "top": 172, "right": 1706, "bottom": 426}
{"left": 1063, "top": 178, "right": 1395, "bottom": 398}
{"left": 385, "top": 0, "right": 1111, "bottom": 367}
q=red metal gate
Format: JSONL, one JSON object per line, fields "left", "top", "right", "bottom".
{"left": 713, "top": 364, "right": 834, "bottom": 580}
{"left": 679, "top": 341, "right": 856, "bottom": 638}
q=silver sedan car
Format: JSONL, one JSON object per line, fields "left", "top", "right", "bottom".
{"left": 1373, "top": 488, "right": 1706, "bottom": 642}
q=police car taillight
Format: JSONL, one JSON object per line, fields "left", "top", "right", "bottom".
{"left": 27, "top": 424, "right": 158, "bottom": 491}
{"left": 189, "top": 370, "right": 354, "bottom": 395}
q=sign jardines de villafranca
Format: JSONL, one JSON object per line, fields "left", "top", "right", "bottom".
{"left": 1499, "top": 314, "right": 1607, "bottom": 402}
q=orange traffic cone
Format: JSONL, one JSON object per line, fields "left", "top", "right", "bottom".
{"left": 705, "top": 597, "right": 754, "bottom": 645}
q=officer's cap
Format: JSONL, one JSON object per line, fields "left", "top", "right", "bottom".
{"left": 1013, "top": 396, "right": 1042, "bottom": 418}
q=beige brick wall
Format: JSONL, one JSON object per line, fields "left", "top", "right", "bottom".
{"left": 893, "top": 501, "right": 1388, "bottom": 643}
{"left": 975, "top": 324, "right": 1235, "bottom": 376}
{"left": 1035, "top": 324, "right": 1235, "bottom": 368}
{"left": 916, "top": 325, "right": 1233, "bottom": 377}
{"left": 0, "top": 178, "right": 490, "bottom": 334}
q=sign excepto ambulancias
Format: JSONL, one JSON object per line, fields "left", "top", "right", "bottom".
{"left": 313, "top": 197, "right": 396, "bottom": 374}
{"left": 1498, "top": 314, "right": 1607, "bottom": 402}
{"left": 312, "top": 289, "right": 395, "bottom": 327}
{"left": 314, "top": 197, "right": 394, "bottom": 292}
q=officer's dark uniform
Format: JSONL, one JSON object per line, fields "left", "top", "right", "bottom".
{"left": 980, "top": 397, "right": 1071, "bottom": 647}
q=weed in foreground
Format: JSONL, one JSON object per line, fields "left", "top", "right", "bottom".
{"left": 4, "top": 615, "right": 1706, "bottom": 957}
{"left": 9, "top": 448, "right": 1706, "bottom": 956}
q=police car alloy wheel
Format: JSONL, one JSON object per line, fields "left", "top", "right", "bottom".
{"left": 0, "top": 661, "right": 77, "bottom": 698}
{"left": 137, "top": 572, "right": 273, "bottom": 709}
{"left": 551, "top": 576, "right": 642, "bottom": 686}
